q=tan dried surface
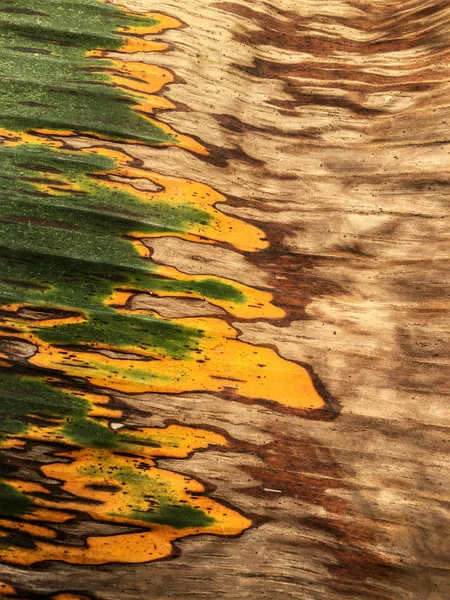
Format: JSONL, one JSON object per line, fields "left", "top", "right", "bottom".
{"left": 1, "top": 0, "right": 449, "bottom": 599}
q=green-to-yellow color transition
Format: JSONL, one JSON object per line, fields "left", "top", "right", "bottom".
{"left": 0, "top": 0, "right": 327, "bottom": 566}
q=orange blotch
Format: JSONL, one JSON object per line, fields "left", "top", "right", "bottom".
{"left": 0, "top": 583, "right": 18, "bottom": 597}
{"left": 88, "top": 38, "right": 168, "bottom": 55}
{"left": 23, "top": 508, "right": 75, "bottom": 524}
{"left": 106, "top": 60, "right": 173, "bottom": 95}
{"left": 85, "top": 147, "right": 268, "bottom": 251}
{"left": 0, "top": 519, "right": 56, "bottom": 540}
{"left": 106, "top": 260, "right": 284, "bottom": 320}
{"left": 134, "top": 95, "right": 176, "bottom": 114}
{"left": 0, "top": 431, "right": 249, "bottom": 566}
{"left": 118, "top": 12, "right": 182, "bottom": 35}
{"left": 1, "top": 314, "right": 324, "bottom": 411}
{"left": 11, "top": 481, "right": 49, "bottom": 495}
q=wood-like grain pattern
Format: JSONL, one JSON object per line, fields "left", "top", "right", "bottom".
{"left": 0, "top": 0, "right": 449, "bottom": 598}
